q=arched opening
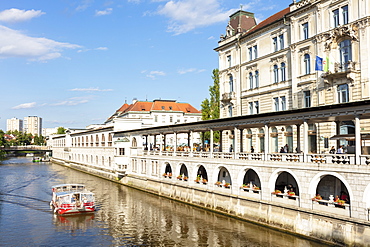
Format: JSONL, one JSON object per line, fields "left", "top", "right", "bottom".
{"left": 163, "top": 163, "right": 172, "bottom": 178}
{"left": 316, "top": 175, "right": 350, "bottom": 203}
{"left": 195, "top": 165, "right": 208, "bottom": 184}
{"left": 242, "top": 169, "right": 261, "bottom": 190}
{"left": 178, "top": 164, "right": 189, "bottom": 181}
{"left": 258, "top": 128, "right": 265, "bottom": 153}
{"left": 274, "top": 171, "right": 299, "bottom": 196}
{"left": 308, "top": 124, "right": 317, "bottom": 153}
{"left": 271, "top": 127, "right": 278, "bottom": 153}
{"left": 285, "top": 126, "right": 293, "bottom": 153}
{"left": 216, "top": 167, "right": 231, "bottom": 186}
{"left": 132, "top": 137, "right": 137, "bottom": 147}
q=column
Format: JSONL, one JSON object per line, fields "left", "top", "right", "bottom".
{"left": 296, "top": 124, "right": 301, "bottom": 153}
{"left": 355, "top": 115, "right": 361, "bottom": 164}
{"left": 145, "top": 135, "right": 148, "bottom": 150}
{"left": 303, "top": 120, "right": 309, "bottom": 162}
{"left": 234, "top": 126, "right": 239, "bottom": 157}
{"left": 163, "top": 134, "right": 167, "bottom": 151}
{"left": 154, "top": 134, "right": 157, "bottom": 150}
{"left": 264, "top": 124, "right": 269, "bottom": 160}
{"left": 219, "top": 130, "right": 223, "bottom": 152}
{"left": 159, "top": 133, "right": 163, "bottom": 154}
{"left": 190, "top": 130, "right": 194, "bottom": 154}
{"left": 335, "top": 120, "right": 341, "bottom": 148}
{"left": 210, "top": 129, "right": 214, "bottom": 155}
{"left": 240, "top": 128, "right": 244, "bottom": 153}
{"left": 174, "top": 132, "right": 178, "bottom": 155}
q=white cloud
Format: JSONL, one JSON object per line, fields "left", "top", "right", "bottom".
{"left": 157, "top": 0, "right": 236, "bottom": 35}
{"left": 178, "top": 68, "right": 205, "bottom": 74}
{"left": 0, "top": 8, "right": 45, "bottom": 23}
{"left": 95, "top": 8, "right": 113, "bottom": 16}
{"left": 52, "top": 97, "right": 90, "bottom": 106}
{"left": 69, "top": 87, "right": 113, "bottom": 92}
{"left": 142, "top": 70, "right": 166, "bottom": 79}
{"left": 77, "top": 46, "right": 108, "bottom": 52}
{"left": 76, "top": 0, "right": 94, "bottom": 12}
{"left": 12, "top": 102, "right": 37, "bottom": 109}
{"left": 0, "top": 25, "right": 81, "bottom": 61}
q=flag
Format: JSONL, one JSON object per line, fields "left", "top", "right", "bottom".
{"left": 315, "top": 56, "right": 323, "bottom": 71}
{"left": 323, "top": 57, "right": 329, "bottom": 72}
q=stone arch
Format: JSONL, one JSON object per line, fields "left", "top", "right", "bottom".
{"left": 269, "top": 169, "right": 301, "bottom": 195}
{"left": 163, "top": 162, "right": 172, "bottom": 174}
{"left": 215, "top": 166, "right": 232, "bottom": 184}
{"left": 132, "top": 137, "right": 137, "bottom": 147}
{"left": 177, "top": 163, "right": 189, "bottom": 180}
{"left": 195, "top": 164, "right": 208, "bottom": 181}
{"left": 240, "top": 168, "right": 262, "bottom": 189}
{"left": 309, "top": 172, "right": 352, "bottom": 202}
{"left": 363, "top": 184, "right": 370, "bottom": 208}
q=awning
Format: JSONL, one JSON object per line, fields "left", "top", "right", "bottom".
{"left": 329, "top": 134, "right": 370, "bottom": 140}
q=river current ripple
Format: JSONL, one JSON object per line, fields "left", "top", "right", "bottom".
{"left": 0, "top": 157, "right": 329, "bottom": 247}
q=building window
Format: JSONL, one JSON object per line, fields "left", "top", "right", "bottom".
{"left": 253, "top": 45, "right": 258, "bottom": 59}
{"left": 302, "top": 22, "right": 309, "bottom": 40}
{"left": 304, "top": 91, "right": 311, "bottom": 107}
{"left": 273, "top": 37, "right": 278, "bottom": 52}
{"left": 254, "top": 101, "right": 259, "bottom": 114}
{"left": 339, "top": 39, "right": 351, "bottom": 70}
{"left": 154, "top": 115, "right": 158, "bottom": 122}
{"left": 342, "top": 5, "right": 348, "bottom": 25}
{"left": 248, "top": 47, "right": 252, "bottom": 61}
{"left": 249, "top": 102, "right": 253, "bottom": 114}
{"left": 255, "top": 71, "right": 259, "bottom": 88}
{"left": 170, "top": 116, "right": 173, "bottom": 122}
{"left": 228, "top": 106, "right": 233, "bottom": 117}
{"left": 227, "top": 55, "right": 231, "bottom": 67}
{"left": 280, "top": 63, "right": 286, "bottom": 81}
{"left": 304, "top": 54, "right": 311, "bottom": 75}
{"left": 333, "top": 9, "right": 339, "bottom": 27}
{"left": 274, "top": 97, "right": 279, "bottom": 111}
{"left": 279, "top": 34, "right": 284, "bottom": 50}
{"left": 229, "top": 75, "right": 234, "bottom": 92}
{"left": 249, "top": 72, "right": 253, "bottom": 89}
{"left": 281, "top": 96, "right": 286, "bottom": 111}
{"left": 338, "top": 84, "right": 349, "bottom": 103}
{"left": 119, "top": 148, "right": 125, "bottom": 155}
{"left": 274, "top": 65, "right": 279, "bottom": 83}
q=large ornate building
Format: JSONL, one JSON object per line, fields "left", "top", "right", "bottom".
{"left": 215, "top": 0, "right": 370, "bottom": 154}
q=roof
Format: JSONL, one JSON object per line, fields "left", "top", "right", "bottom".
{"left": 244, "top": 7, "right": 290, "bottom": 35}
{"left": 106, "top": 99, "right": 201, "bottom": 122}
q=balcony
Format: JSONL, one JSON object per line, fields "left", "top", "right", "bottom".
{"left": 221, "top": 92, "right": 235, "bottom": 103}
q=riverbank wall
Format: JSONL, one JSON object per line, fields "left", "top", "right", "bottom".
{"left": 52, "top": 158, "right": 370, "bottom": 246}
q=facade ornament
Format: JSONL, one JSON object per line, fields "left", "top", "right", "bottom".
{"left": 324, "top": 24, "right": 359, "bottom": 50}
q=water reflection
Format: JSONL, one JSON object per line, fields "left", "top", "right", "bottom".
{"left": 0, "top": 158, "right": 329, "bottom": 246}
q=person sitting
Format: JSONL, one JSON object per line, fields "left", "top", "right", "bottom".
{"left": 329, "top": 146, "right": 336, "bottom": 154}
{"left": 312, "top": 194, "right": 322, "bottom": 201}
{"left": 337, "top": 146, "right": 344, "bottom": 154}
{"left": 250, "top": 146, "right": 254, "bottom": 153}
{"left": 340, "top": 191, "right": 349, "bottom": 203}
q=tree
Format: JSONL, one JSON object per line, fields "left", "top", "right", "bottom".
{"left": 201, "top": 69, "right": 220, "bottom": 143}
{"left": 57, "top": 127, "right": 66, "bottom": 134}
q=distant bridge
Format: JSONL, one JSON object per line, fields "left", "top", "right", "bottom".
{"left": 0, "top": 145, "right": 52, "bottom": 152}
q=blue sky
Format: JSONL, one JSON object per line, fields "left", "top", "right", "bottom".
{"left": 0, "top": 0, "right": 294, "bottom": 131}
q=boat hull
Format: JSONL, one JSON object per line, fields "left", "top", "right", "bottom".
{"left": 51, "top": 201, "right": 95, "bottom": 215}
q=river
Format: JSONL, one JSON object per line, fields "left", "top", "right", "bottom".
{"left": 0, "top": 157, "right": 330, "bottom": 246}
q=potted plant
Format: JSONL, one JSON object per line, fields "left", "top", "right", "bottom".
{"left": 162, "top": 173, "right": 167, "bottom": 178}
{"left": 183, "top": 176, "right": 188, "bottom": 181}
{"left": 215, "top": 181, "right": 222, "bottom": 186}
{"left": 288, "top": 191, "right": 295, "bottom": 196}
{"left": 202, "top": 178, "right": 207, "bottom": 184}
{"left": 272, "top": 190, "right": 281, "bottom": 194}
{"left": 194, "top": 175, "right": 201, "bottom": 183}
{"left": 224, "top": 182, "right": 230, "bottom": 188}
{"left": 168, "top": 173, "right": 172, "bottom": 178}
{"left": 177, "top": 175, "right": 183, "bottom": 180}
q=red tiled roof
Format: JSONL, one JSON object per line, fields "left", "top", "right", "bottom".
{"left": 245, "top": 7, "right": 290, "bottom": 35}
{"left": 106, "top": 100, "right": 201, "bottom": 122}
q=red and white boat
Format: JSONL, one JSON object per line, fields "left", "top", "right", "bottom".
{"left": 50, "top": 184, "right": 95, "bottom": 215}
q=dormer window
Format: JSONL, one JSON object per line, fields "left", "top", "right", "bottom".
{"left": 161, "top": 106, "right": 165, "bottom": 110}
{"left": 169, "top": 106, "right": 172, "bottom": 110}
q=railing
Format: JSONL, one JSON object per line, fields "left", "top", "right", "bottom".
{"left": 141, "top": 150, "right": 370, "bottom": 165}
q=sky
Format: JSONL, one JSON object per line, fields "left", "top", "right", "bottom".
{"left": 0, "top": 0, "right": 295, "bottom": 131}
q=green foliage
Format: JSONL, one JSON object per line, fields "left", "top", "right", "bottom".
{"left": 201, "top": 69, "right": 220, "bottom": 143}
{"left": 1, "top": 130, "right": 45, "bottom": 146}
{"left": 57, "top": 127, "right": 66, "bottom": 134}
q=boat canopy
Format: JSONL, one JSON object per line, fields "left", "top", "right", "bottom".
{"left": 52, "top": 184, "right": 86, "bottom": 192}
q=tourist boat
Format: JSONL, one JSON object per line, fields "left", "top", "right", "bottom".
{"left": 50, "top": 184, "right": 95, "bottom": 215}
